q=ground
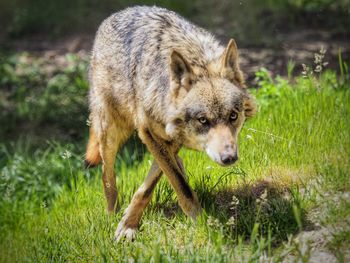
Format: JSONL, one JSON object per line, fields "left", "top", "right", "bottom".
{"left": 2, "top": 28, "right": 349, "bottom": 84}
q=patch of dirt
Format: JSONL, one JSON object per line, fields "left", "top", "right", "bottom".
{"left": 1, "top": 34, "right": 93, "bottom": 54}
{"left": 283, "top": 227, "right": 338, "bottom": 263}
{"left": 281, "top": 190, "right": 350, "bottom": 262}
{"left": 1, "top": 29, "right": 349, "bottom": 86}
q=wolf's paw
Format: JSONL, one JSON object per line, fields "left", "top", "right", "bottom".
{"left": 188, "top": 201, "right": 202, "bottom": 220}
{"left": 180, "top": 193, "right": 202, "bottom": 220}
{"left": 114, "top": 221, "right": 137, "bottom": 242}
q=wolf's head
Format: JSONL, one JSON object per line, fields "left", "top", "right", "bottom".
{"left": 166, "top": 39, "right": 256, "bottom": 166}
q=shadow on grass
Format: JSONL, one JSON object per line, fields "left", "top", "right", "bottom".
{"left": 204, "top": 180, "right": 308, "bottom": 242}
{"left": 150, "top": 179, "right": 313, "bottom": 244}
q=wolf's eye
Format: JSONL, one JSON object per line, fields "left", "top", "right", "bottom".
{"left": 198, "top": 117, "right": 208, "bottom": 124}
{"left": 230, "top": 112, "right": 238, "bottom": 121}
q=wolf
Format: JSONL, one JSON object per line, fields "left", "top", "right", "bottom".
{"left": 85, "top": 6, "right": 256, "bottom": 241}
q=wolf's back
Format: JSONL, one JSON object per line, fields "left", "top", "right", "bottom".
{"left": 89, "top": 6, "right": 224, "bottom": 124}
{"left": 92, "top": 6, "right": 223, "bottom": 84}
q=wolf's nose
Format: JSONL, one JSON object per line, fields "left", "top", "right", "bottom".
{"left": 221, "top": 153, "right": 238, "bottom": 165}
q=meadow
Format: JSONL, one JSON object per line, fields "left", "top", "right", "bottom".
{"left": 0, "top": 51, "right": 349, "bottom": 262}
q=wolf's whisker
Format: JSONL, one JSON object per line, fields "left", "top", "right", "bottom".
{"left": 247, "top": 128, "right": 303, "bottom": 146}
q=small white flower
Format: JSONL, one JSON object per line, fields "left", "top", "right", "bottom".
{"left": 314, "top": 65, "right": 322, "bottom": 73}
{"left": 226, "top": 216, "right": 236, "bottom": 226}
{"left": 230, "top": 195, "right": 240, "bottom": 209}
{"left": 61, "top": 150, "right": 72, "bottom": 159}
{"left": 207, "top": 216, "right": 221, "bottom": 228}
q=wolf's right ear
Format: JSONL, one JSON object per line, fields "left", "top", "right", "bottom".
{"left": 169, "top": 51, "right": 193, "bottom": 98}
{"left": 220, "top": 39, "right": 245, "bottom": 87}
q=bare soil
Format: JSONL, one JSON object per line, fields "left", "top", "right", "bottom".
{"left": 1, "top": 29, "right": 349, "bottom": 86}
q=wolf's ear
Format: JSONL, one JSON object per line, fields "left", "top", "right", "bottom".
{"left": 244, "top": 93, "right": 257, "bottom": 118}
{"left": 169, "top": 50, "right": 193, "bottom": 97}
{"left": 220, "top": 39, "right": 245, "bottom": 87}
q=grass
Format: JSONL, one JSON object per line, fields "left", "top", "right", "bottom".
{"left": 0, "top": 52, "right": 89, "bottom": 143}
{"left": 0, "top": 52, "right": 349, "bottom": 262}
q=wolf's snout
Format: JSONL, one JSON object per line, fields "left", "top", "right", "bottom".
{"left": 204, "top": 124, "right": 240, "bottom": 166}
{"left": 220, "top": 152, "right": 238, "bottom": 165}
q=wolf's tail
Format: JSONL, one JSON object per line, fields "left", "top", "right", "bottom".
{"left": 85, "top": 127, "right": 102, "bottom": 168}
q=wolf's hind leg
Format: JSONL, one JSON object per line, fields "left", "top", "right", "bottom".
{"left": 115, "top": 161, "right": 162, "bottom": 241}
{"left": 99, "top": 120, "right": 132, "bottom": 214}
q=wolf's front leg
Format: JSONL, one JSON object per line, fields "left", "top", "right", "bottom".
{"left": 139, "top": 128, "right": 202, "bottom": 219}
{"left": 115, "top": 161, "right": 162, "bottom": 242}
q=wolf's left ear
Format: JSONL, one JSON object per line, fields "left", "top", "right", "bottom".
{"left": 220, "top": 39, "right": 245, "bottom": 87}
{"left": 169, "top": 50, "right": 193, "bottom": 98}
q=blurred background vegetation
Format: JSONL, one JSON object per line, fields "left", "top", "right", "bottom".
{"left": 0, "top": 0, "right": 349, "bottom": 46}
